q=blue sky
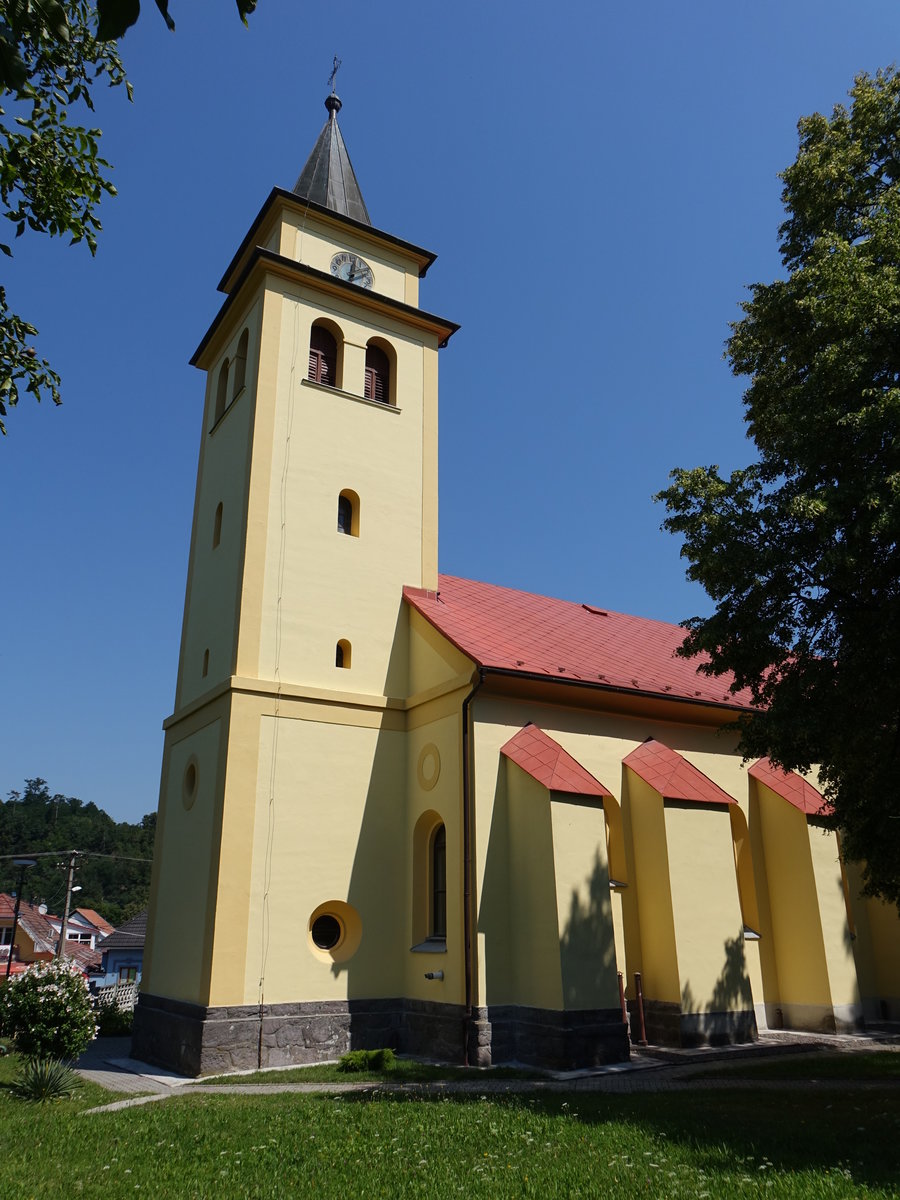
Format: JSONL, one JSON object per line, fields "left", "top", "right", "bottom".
{"left": 2, "top": 0, "right": 899, "bottom": 822}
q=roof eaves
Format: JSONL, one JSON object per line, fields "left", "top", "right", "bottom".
{"left": 195, "top": 250, "right": 459, "bottom": 368}
{"left": 216, "top": 188, "right": 437, "bottom": 295}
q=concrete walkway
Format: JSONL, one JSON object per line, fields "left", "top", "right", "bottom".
{"left": 76, "top": 1029, "right": 900, "bottom": 1116}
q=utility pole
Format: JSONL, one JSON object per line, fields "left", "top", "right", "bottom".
{"left": 55, "top": 851, "right": 79, "bottom": 958}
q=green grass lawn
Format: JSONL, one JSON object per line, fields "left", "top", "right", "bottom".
{"left": 0, "top": 1052, "right": 898, "bottom": 1198}
{"left": 688, "top": 1050, "right": 900, "bottom": 1081}
{"left": 200, "top": 1057, "right": 545, "bottom": 1086}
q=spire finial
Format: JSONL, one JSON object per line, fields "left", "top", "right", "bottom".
{"left": 325, "top": 56, "right": 343, "bottom": 117}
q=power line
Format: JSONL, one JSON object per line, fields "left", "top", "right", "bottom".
{"left": 0, "top": 850, "right": 152, "bottom": 864}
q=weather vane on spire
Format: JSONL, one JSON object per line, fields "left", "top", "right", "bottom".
{"left": 328, "top": 56, "right": 342, "bottom": 95}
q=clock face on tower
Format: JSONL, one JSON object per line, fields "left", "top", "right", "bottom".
{"left": 330, "top": 251, "right": 374, "bottom": 289}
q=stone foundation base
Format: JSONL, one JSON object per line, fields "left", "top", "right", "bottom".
{"left": 479, "top": 1005, "right": 629, "bottom": 1070}
{"left": 638, "top": 999, "right": 757, "bottom": 1047}
{"left": 132, "top": 993, "right": 630, "bottom": 1076}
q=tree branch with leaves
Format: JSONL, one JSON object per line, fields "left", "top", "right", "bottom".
{"left": 658, "top": 68, "right": 900, "bottom": 906}
{"left": 0, "top": 0, "right": 257, "bottom": 434}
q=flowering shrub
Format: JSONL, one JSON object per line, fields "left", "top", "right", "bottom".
{"left": 1, "top": 959, "right": 97, "bottom": 1060}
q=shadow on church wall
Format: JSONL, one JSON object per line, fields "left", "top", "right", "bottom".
{"left": 558, "top": 849, "right": 617, "bottom": 1010}
{"left": 477, "top": 759, "right": 513, "bottom": 1005}
{"left": 679, "top": 932, "right": 752, "bottom": 1017}
{"left": 337, "top": 602, "right": 410, "bottom": 1019}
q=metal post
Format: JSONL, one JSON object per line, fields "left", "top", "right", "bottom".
{"left": 617, "top": 971, "right": 627, "bottom": 1025}
{"left": 5, "top": 858, "right": 36, "bottom": 980}
{"left": 633, "top": 971, "right": 649, "bottom": 1046}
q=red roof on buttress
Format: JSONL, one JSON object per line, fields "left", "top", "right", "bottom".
{"left": 403, "top": 576, "right": 755, "bottom": 709}
{"left": 501, "top": 724, "right": 612, "bottom": 797}
{"left": 748, "top": 758, "right": 826, "bottom": 816}
{"left": 624, "top": 739, "right": 735, "bottom": 806}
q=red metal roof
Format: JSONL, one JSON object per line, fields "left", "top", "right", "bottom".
{"left": 624, "top": 739, "right": 736, "bottom": 806}
{"left": 501, "top": 724, "right": 612, "bottom": 797}
{"left": 748, "top": 758, "right": 826, "bottom": 817}
{"left": 74, "top": 907, "right": 115, "bottom": 936}
{"left": 404, "top": 576, "right": 755, "bottom": 708}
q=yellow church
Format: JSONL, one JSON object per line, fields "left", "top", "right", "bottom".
{"left": 133, "top": 93, "right": 900, "bottom": 1076}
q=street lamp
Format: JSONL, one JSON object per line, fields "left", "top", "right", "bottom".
{"left": 5, "top": 858, "right": 37, "bottom": 980}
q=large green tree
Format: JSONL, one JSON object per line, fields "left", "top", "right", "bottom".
{"left": 658, "top": 67, "right": 900, "bottom": 907}
{"left": 0, "top": 0, "right": 255, "bottom": 434}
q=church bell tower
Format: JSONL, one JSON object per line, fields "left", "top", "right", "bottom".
{"left": 134, "top": 90, "right": 458, "bottom": 1074}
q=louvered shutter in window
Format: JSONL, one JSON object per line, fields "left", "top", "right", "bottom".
{"left": 309, "top": 326, "right": 337, "bottom": 385}
{"left": 364, "top": 345, "right": 390, "bottom": 404}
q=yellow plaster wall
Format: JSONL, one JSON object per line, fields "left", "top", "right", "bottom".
{"left": 143, "top": 718, "right": 223, "bottom": 1003}
{"left": 404, "top": 709, "right": 465, "bottom": 1005}
{"left": 550, "top": 794, "right": 618, "bottom": 1009}
{"left": 238, "top": 710, "right": 406, "bottom": 1006}
{"left": 177, "top": 297, "right": 262, "bottom": 711}
{"left": 505, "top": 765, "right": 563, "bottom": 1009}
{"left": 408, "top": 609, "right": 474, "bottom": 698}
{"left": 468, "top": 697, "right": 775, "bottom": 1015}
{"left": 864, "top": 895, "right": 900, "bottom": 1007}
{"left": 807, "top": 824, "right": 859, "bottom": 1018}
{"left": 283, "top": 212, "right": 416, "bottom": 305}
{"left": 249, "top": 287, "right": 439, "bottom": 699}
{"left": 664, "top": 803, "right": 749, "bottom": 1015}
{"left": 754, "top": 782, "right": 833, "bottom": 1028}
{"left": 624, "top": 773, "right": 680, "bottom": 1003}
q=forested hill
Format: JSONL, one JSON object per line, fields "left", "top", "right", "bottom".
{"left": 0, "top": 779, "right": 155, "bottom": 926}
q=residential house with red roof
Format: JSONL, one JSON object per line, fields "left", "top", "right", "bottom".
{"left": 134, "top": 93, "right": 900, "bottom": 1076}
{"left": 0, "top": 894, "right": 100, "bottom": 976}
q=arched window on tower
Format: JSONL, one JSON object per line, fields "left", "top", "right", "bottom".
{"left": 213, "top": 358, "right": 230, "bottom": 425}
{"left": 364, "top": 341, "right": 391, "bottom": 404}
{"left": 336, "top": 639, "right": 351, "bottom": 668}
{"left": 232, "top": 328, "right": 249, "bottom": 399}
{"left": 309, "top": 323, "right": 338, "bottom": 387}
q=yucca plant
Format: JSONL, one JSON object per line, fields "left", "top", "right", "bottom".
{"left": 13, "top": 1056, "right": 80, "bottom": 1103}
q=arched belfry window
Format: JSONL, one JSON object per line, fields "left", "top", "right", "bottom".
{"left": 337, "top": 489, "right": 359, "bottom": 536}
{"left": 431, "top": 824, "right": 446, "bottom": 938}
{"left": 336, "top": 639, "right": 351, "bottom": 668}
{"left": 364, "top": 341, "right": 391, "bottom": 405}
{"left": 214, "top": 358, "right": 229, "bottom": 424}
{"left": 232, "top": 328, "right": 249, "bottom": 399}
{"left": 309, "top": 323, "right": 338, "bottom": 387}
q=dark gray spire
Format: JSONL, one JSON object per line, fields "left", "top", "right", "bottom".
{"left": 293, "top": 93, "right": 372, "bottom": 226}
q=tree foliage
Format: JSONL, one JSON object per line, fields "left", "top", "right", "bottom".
{"left": 1, "top": 778, "right": 154, "bottom": 924}
{"left": 95, "top": 0, "right": 257, "bottom": 41}
{"left": 0, "top": 0, "right": 128, "bottom": 433}
{"left": 658, "top": 68, "right": 900, "bottom": 907}
{"left": 0, "top": 0, "right": 257, "bottom": 433}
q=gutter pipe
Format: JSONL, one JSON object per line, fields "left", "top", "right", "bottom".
{"left": 460, "top": 667, "right": 485, "bottom": 1066}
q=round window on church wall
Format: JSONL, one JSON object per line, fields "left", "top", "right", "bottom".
{"left": 307, "top": 900, "right": 362, "bottom": 962}
{"left": 182, "top": 758, "right": 198, "bottom": 810}
{"left": 310, "top": 914, "right": 343, "bottom": 951}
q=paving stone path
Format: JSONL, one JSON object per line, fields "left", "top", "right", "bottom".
{"left": 76, "top": 1030, "right": 900, "bottom": 1116}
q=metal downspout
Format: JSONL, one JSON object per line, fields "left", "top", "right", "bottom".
{"left": 461, "top": 667, "right": 485, "bottom": 1066}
